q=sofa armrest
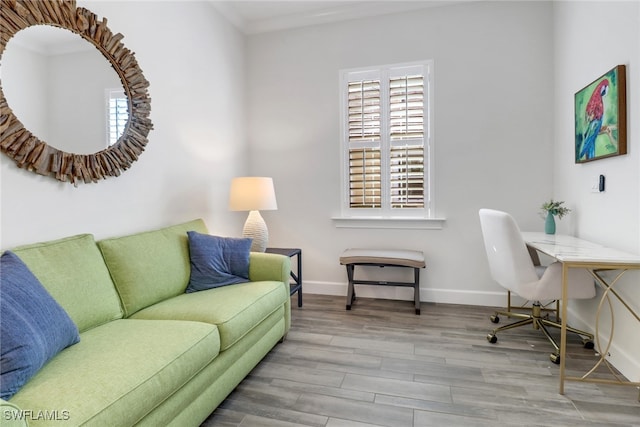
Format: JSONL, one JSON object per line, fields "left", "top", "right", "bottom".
{"left": 249, "top": 252, "right": 290, "bottom": 284}
{"left": 249, "top": 252, "right": 291, "bottom": 334}
{"left": 1, "top": 399, "right": 29, "bottom": 427}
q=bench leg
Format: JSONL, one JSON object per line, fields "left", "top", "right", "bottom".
{"left": 414, "top": 268, "right": 421, "bottom": 315}
{"left": 346, "top": 264, "right": 356, "bottom": 310}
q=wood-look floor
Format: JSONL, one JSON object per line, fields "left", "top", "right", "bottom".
{"left": 202, "top": 294, "right": 640, "bottom": 427}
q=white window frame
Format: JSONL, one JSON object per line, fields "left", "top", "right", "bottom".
{"left": 105, "top": 88, "right": 128, "bottom": 147}
{"left": 336, "top": 60, "right": 441, "bottom": 228}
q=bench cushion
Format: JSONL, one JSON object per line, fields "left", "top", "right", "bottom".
{"left": 340, "top": 248, "right": 426, "bottom": 268}
{"left": 130, "top": 281, "right": 287, "bottom": 351}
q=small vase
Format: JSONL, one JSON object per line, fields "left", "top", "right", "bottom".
{"left": 544, "top": 211, "right": 556, "bottom": 235}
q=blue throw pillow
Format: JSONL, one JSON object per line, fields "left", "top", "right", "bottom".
{"left": 186, "top": 232, "right": 252, "bottom": 293}
{"left": 0, "top": 251, "right": 80, "bottom": 400}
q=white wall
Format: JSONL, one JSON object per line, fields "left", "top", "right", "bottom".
{"left": 1, "top": 43, "right": 49, "bottom": 142}
{"left": 4, "top": 36, "right": 122, "bottom": 154}
{"left": 0, "top": 1, "right": 247, "bottom": 249}
{"left": 47, "top": 47, "right": 122, "bottom": 154}
{"left": 553, "top": 1, "right": 640, "bottom": 382}
{"left": 246, "top": 1, "right": 555, "bottom": 306}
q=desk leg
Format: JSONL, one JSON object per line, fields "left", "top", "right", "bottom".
{"left": 559, "top": 263, "right": 569, "bottom": 395}
{"left": 557, "top": 264, "right": 640, "bottom": 399}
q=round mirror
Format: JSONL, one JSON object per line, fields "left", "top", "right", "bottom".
{"left": 3, "top": 25, "right": 127, "bottom": 155}
{"left": 0, "top": 1, "right": 153, "bottom": 185}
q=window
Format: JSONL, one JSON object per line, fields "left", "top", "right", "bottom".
{"left": 340, "top": 61, "right": 433, "bottom": 218}
{"left": 106, "top": 88, "right": 128, "bottom": 147}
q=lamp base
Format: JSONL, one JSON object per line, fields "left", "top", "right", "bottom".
{"left": 243, "top": 210, "right": 268, "bottom": 252}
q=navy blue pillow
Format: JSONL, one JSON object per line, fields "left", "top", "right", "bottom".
{"left": 186, "top": 232, "right": 252, "bottom": 293}
{"left": 0, "top": 251, "right": 80, "bottom": 400}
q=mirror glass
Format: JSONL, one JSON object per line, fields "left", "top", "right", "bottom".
{"left": 2, "top": 25, "right": 127, "bottom": 155}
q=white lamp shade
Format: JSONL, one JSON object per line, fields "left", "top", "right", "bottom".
{"left": 229, "top": 177, "right": 278, "bottom": 211}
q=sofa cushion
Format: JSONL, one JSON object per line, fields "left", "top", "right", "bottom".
{"left": 186, "top": 231, "right": 251, "bottom": 293}
{"left": 131, "top": 280, "right": 287, "bottom": 351}
{"left": 0, "top": 252, "right": 80, "bottom": 400}
{"left": 12, "top": 234, "right": 123, "bottom": 333}
{"left": 9, "top": 319, "right": 220, "bottom": 426}
{"left": 97, "top": 219, "right": 208, "bottom": 316}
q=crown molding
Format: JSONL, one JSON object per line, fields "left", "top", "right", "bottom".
{"left": 210, "top": 1, "right": 475, "bottom": 35}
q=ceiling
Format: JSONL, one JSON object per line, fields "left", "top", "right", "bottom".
{"left": 210, "top": 1, "right": 471, "bottom": 34}
{"left": 8, "top": 25, "right": 92, "bottom": 55}
{"left": 8, "top": 1, "right": 471, "bottom": 52}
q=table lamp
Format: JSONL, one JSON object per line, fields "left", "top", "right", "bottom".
{"left": 229, "top": 177, "right": 278, "bottom": 252}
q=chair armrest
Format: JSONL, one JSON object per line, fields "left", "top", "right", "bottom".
{"left": 249, "top": 252, "right": 291, "bottom": 284}
{"left": 1, "top": 399, "right": 29, "bottom": 427}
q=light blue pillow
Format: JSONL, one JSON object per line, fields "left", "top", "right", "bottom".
{"left": 186, "top": 232, "right": 252, "bottom": 293}
{"left": 0, "top": 251, "right": 80, "bottom": 400}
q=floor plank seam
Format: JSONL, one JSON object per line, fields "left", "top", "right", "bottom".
{"left": 201, "top": 295, "right": 640, "bottom": 427}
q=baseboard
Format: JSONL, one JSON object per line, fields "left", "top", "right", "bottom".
{"left": 303, "top": 280, "right": 507, "bottom": 307}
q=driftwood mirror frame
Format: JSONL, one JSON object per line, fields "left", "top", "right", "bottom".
{"left": 0, "top": 0, "right": 153, "bottom": 185}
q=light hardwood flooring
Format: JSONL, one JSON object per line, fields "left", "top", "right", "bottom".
{"left": 202, "top": 294, "right": 640, "bottom": 427}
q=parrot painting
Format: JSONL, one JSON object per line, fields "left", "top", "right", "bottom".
{"left": 578, "top": 79, "right": 609, "bottom": 161}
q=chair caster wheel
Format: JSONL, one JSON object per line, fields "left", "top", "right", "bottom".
{"left": 346, "top": 305, "right": 351, "bottom": 310}
{"left": 550, "top": 353, "right": 560, "bottom": 364}
{"left": 487, "top": 333, "right": 497, "bottom": 344}
{"left": 490, "top": 315, "right": 500, "bottom": 323}
{"left": 583, "top": 339, "right": 594, "bottom": 349}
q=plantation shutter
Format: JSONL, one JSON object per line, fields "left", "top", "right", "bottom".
{"left": 389, "top": 71, "right": 425, "bottom": 209}
{"left": 389, "top": 74, "right": 424, "bottom": 140}
{"left": 348, "top": 79, "right": 381, "bottom": 142}
{"left": 348, "top": 77, "right": 381, "bottom": 208}
{"left": 348, "top": 148, "right": 381, "bottom": 208}
{"left": 342, "top": 63, "right": 429, "bottom": 213}
{"left": 108, "top": 89, "right": 128, "bottom": 146}
{"left": 390, "top": 146, "right": 424, "bottom": 208}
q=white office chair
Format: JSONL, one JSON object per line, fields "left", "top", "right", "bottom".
{"left": 478, "top": 208, "right": 595, "bottom": 364}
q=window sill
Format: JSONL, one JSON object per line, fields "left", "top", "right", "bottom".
{"left": 331, "top": 216, "right": 446, "bottom": 230}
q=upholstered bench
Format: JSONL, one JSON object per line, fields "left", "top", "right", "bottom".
{"left": 339, "top": 248, "right": 426, "bottom": 314}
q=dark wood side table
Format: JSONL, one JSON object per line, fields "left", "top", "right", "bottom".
{"left": 265, "top": 248, "right": 302, "bottom": 307}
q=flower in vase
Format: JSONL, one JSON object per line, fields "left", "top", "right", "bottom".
{"left": 540, "top": 199, "right": 571, "bottom": 219}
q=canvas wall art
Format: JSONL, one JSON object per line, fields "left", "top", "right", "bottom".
{"left": 574, "top": 65, "right": 626, "bottom": 163}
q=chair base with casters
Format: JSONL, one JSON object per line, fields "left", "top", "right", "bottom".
{"left": 498, "top": 291, "right": 561, "bottom": 322}
{"left": 486, "top": 300, "right": 594, "bottom": 364}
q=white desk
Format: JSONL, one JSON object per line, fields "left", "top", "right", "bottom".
{"left": 522, "top": 232, "right": 640, "bottom": 397}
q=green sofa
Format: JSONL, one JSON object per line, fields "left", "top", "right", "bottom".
{"left": 0, "top": 219, "right": 291, "bottom": 427}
